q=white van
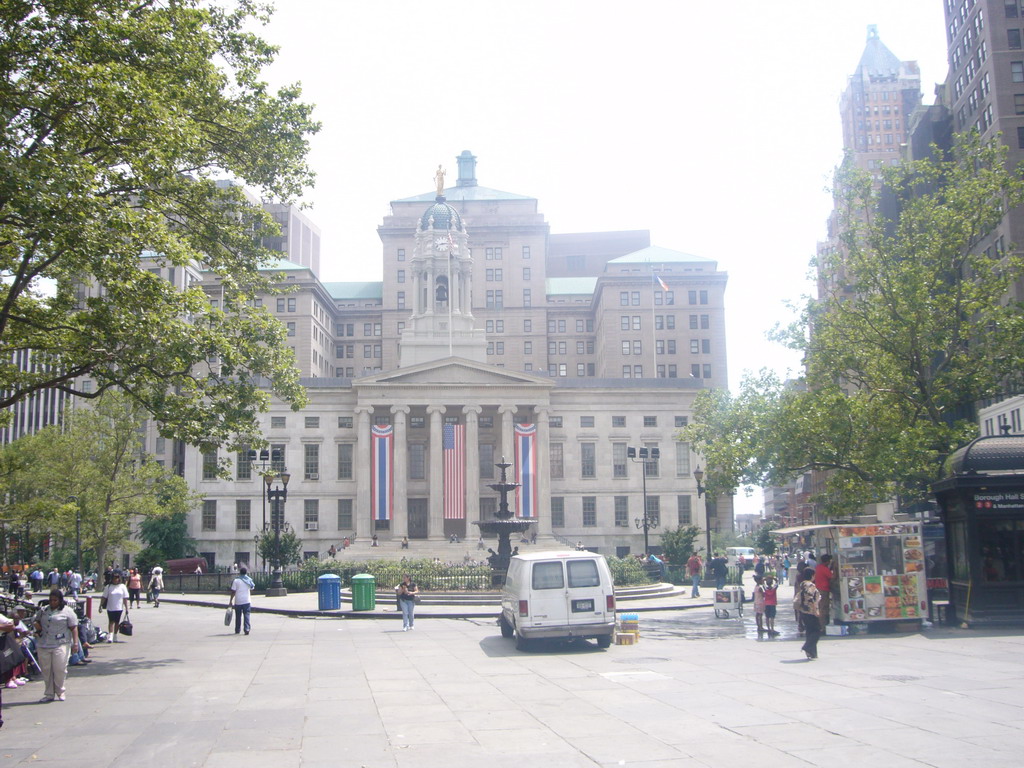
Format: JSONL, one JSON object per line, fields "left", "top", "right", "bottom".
{"left": 726, "top": 546, "right": 756, "bottom": 567}
{"left": 500, "top": 551, "right": 616, "bottom": 650}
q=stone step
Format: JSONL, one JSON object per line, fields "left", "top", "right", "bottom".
{"left": 342, "top": 582, "right": 683, "bottom": 606}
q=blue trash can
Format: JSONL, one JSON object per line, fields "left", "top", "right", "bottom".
{"left": 318, "top": 573, "right": 341, "bottom": 611}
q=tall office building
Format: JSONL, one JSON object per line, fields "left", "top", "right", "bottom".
{"left": 182, "top": 153, "right": 731, "bottom": 568}
{"left": 944, "top": 0, "right": 1024, "bottom": 300}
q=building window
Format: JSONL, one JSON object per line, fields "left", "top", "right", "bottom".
{"left": 337, "top": 443, "right": 353, "bottom": 480}
{"left": 397, "top": 269, "right": 405, "bottom": 282}
{"left": 287, "top": 297, "right": 296, "bottom": 312}
{"left": 338, "top": 416, "right": 353, "bottom": 429}
{"left": 304, "top": 444, "right": 320, "bottom": 479}
{"left": 580, "top": 415, "right": 595, "bottom": 428}
{"left": 615, "top": 496, "right": 629, "bottom": 527}
{"left": 304, "top": 499, "right": 319, "bottom": 530}
{"left": 523, "top": 268, "right": 531, "bottom": 281}
{"left": 522, "top": 245, "right": 531, "bottom": 259}
{"left": 677, "top": 495, "right": 692, "bottom": 525}
{"left": 235, "top": 500, "right": 251, "bottom": 531}
{"left": 689, "top": 314, "right": 698, "bottom": 329}
{"left": 582, "top": 496, "right": 597, "bottom": 527}
{"left": 202, "top": 449, "right": 218, "bottom": 480}
{"left": 407, "top": 443, "right": 425, "bottom": 480}
{"left": 551, "top": 497, "right": 565, "bottom": 527}
{"left": 337, "top": 498, "right": 353, "bottom": 530}
{"left": 237, "top": 448, "right": 252, "bottom": 480}
{"left": 703, "top": 364, "right": 712, "bottom": 378}
{"left": 643, "top": 416, "right": 657, "bottom": 428}
{"left": 397, "top": 291, "right": 405, "bottom": 309}
{"left": 612, "top": 415, "right": 626, "bottom": 428}
{"left": 523, "top": 288, "right": 531, "bottom": 306}
{"left": 202, "top": 500, "right": 217, "bottom": 531}
{"left": 621, "top": 341, "right": 631, "bottom": 356}
{"left": 688, "top": 290, "right": 697, "bottom": 304}
{"left": 581, "top": 442, "right": 596, "bottom": 478}
{"left": 1013, "top": 61, "right": 1024, "bottom": 82}
{"left": 675, "top": 416, "right": 688, "bottom": 428}
{"left": 277, "top": 298, "right": 285, "bottom": 313}
{"left": 643, "top": 442, "right": 660, "bottom": 476}
{"left": 620, "top": 315, "right": 630, "bottom": 331}
{"left": 270, "top": 444, "right": 286, "bottom": 473}
{"left": 550, "top": 442, "right": 564, "bottom": 478}
{"left": 397, "top": 248, "right": 406, "bottom": 261}
{"left": 631, "top": 291, "right": 640, "bottom": 306}
{"left": 700, "top": 290, "right": 708, "bottom": 304}
{"left": 620, "top": 291, "right": 629, "bottom": 306}
{"left": 622, "top": 365, "right": 632, "bottom": 378}
{"left": 479, "top": 443, "right": 495, "bottom": 479}
{"left": 270, "top": 416, "right": 286, "bottom": 429}
{"left": 645, "top": 495, "right": 660, "bottom": 527}
{"left": 286, "top": 322, "right": 295, "bottom": 337}
{"left": 613, "top": 442, "right": 628, "bottom": 478}
{"left": 676, "top": 442, "right": 691, "bottom": 476}
{"left": 549, "top": 416, "right": 563, "bottom": 428}
{"left": 305, "top": 416, "right": 319, "bottom": 429}
{"left": 523, "top": 319, "right": 532, "bottom": 332}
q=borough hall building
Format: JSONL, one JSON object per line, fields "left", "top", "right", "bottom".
{"left": 180, "top": 152, "right": 730, "bottom": 568}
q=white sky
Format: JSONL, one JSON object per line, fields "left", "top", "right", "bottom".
{"left": 260, "top": 1, "right": 950, "bottom": 516}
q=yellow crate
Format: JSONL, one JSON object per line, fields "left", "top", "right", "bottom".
{"left": 615, "top": 632, "right": 637, "bottom": 645}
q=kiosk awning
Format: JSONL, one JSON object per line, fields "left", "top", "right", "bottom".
{"left": 770, "top": 524, "right": 837, "bottom": 538}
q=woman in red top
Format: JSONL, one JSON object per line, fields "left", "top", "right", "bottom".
{"left": 813, "top": 554, "right": 834, "bottom": 626}
{"left": 127, "top": 568, "right": 143, "bottom": 609}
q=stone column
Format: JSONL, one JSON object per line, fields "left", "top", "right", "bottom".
{"left": 427, "top": 404, "right": 446, "bottom": 539}
{"left": 391, "top": 405, "right": 410, "bottom": 539}
{"left": 463, "top": 405, "right": 482, "bottom": 525}
{"left": 498, "top": 405, "right": 518, "bottom": 467}
{"left": 534, "top": 406, "right": 553, "bottom": 536}
{"left": 354, "top": 405, "right": 373, "bottom": 541}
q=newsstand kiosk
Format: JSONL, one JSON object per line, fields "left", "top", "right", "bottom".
{"left": 931, "top": 434, "right": 1024, "bottom": 627}
{"left": 773, "top": 521, "right": 928, "bottom": 629}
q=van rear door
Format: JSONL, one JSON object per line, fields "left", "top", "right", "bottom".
{"left": 526, "top": 560, "right": 569, "bottom": 627}
{"left": 565, "top": 558, "right": 608, "bottom": 627}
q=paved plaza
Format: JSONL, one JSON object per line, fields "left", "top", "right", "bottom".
{"left": 1, "top": 597, "right": 1022, "bottom": 767}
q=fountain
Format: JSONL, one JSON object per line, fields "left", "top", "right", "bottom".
{"left": 474, "top": 458, "right": 533, "bottom": 581}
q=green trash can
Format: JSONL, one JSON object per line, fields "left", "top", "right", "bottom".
{"left": 351, "top": 573, "right": 376, "bottom": 611}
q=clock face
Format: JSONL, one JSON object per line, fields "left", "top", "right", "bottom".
{"left": 433, "top": 237, "right": 450, "bottom": 250}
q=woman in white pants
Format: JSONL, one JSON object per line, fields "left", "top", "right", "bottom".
{"left": 33, "top": 589, "right": 80, "bottom": 702}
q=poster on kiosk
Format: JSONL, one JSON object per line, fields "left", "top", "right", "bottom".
{"left": 835, "top": 523, "right": 927, "bottom": 622}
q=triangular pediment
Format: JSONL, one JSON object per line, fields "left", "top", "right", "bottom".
{"left": 355, "top": 357, "right": 554, "bottom": 388}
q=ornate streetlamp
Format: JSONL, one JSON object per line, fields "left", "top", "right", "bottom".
{"left": 627, "top": 446, "right": 660, "bottom": 555}
{"left": 694, "top": 466, "right": 711, "bottom": 558}
{"left": 264, "top": 470, "right": 290, "bottom": 597}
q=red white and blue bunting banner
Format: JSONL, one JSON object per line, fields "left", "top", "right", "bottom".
{"left": 371, "top": 425, "right": 393, "bottom": 521}
{"left": 515, "top": 423, "right": 537, "bottom": 519}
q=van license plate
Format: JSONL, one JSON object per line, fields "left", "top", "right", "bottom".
{"left": 572, "top": 599, "right": 594, "bottom": 612}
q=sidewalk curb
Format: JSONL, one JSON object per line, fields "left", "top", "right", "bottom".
{"left": 157, "top": 596, "right": 716, "bottom": 620}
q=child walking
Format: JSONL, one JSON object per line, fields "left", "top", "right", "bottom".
{"left": 763, "top": 574, "right": 779, "bottom": 636}
{"left": 753, "top": 575, "right": 766, "bottom": 635}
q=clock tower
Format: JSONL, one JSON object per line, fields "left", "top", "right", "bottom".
{"left": 398, "top": 182, "right": 487, "bottom": 367}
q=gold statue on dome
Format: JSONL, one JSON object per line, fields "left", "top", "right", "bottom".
{"left": 434, "top": 164, "right": 446, "bottom": 196}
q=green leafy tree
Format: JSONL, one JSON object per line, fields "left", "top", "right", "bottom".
{"left": 0, "top": 392, "right": 198, "bottom": 571}
{"left": 658, "top": 525, "right": 703, "bottom": 565}
{"left": 753, "top": 522, "right": 779, "bottom": 556}
{"left": 137, "top": 511, "right": 198, "bottom": 572}
{"left": 255, "top": 526, "right": 303, "bottom": 569}
{"left": 685, "top": 135, "right": 1024, "bottom": 515}
{"left": 0, "top": 0, "right": 318, "bottom": 450}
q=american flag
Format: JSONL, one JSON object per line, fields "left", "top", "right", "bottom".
{"left": 443, "top": 423, "right": 465, "bottom": 519}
